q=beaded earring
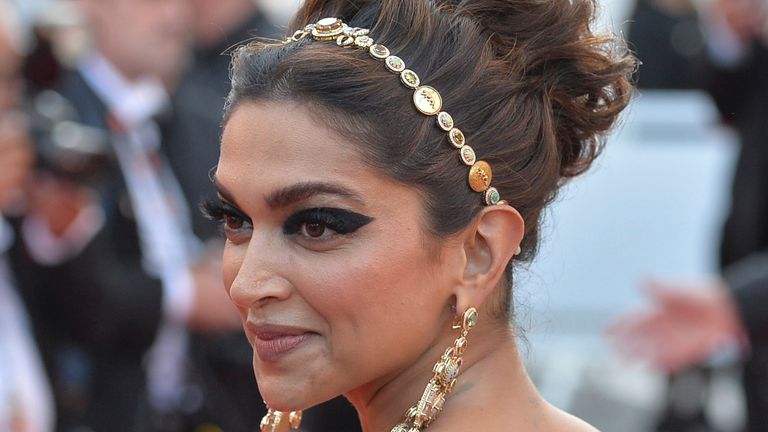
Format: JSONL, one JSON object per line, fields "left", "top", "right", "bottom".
{"left": 391, "top": 307, "right": 479, "bottom": 431}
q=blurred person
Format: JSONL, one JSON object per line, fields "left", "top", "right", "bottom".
{"left": 10, "top": 0, "right": 242, "bottom": 431}
{"left": 627, "top": 0, "right": 706, "bottom": 89}
{"left": 610, "top": 0, "right": 768, "bottom": 430}
{"left": 0, "top": 2, "right": 52, "bottom": 430}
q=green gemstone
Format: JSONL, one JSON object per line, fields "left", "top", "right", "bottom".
{"left": 464, "top": 308, "right": 478, "bottom": 329}
{"left": 485, "top": 187, "right": 501, "bottom": 205}
{"left": 400, "top": 69, "right": 420, "bottom": 88}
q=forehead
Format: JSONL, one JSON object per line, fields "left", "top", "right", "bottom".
{"left": 217, "top": 101, "right": 385, "bottom": 204}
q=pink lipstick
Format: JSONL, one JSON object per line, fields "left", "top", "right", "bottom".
{"left": 247, "top": 323, "right": 314, "bottom": 362}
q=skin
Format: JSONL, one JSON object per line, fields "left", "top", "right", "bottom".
{"left": 215, "top": 101, "right": 597, "bottom": 431}
{"left": 607, "top": 279, "right": 745, "bottom": 373}
{"left": 78, "top": 0, "right": 191, "bottom": 86}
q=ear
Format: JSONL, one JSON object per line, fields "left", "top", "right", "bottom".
{"left": 454, "top": 205, "right": 524, "bottom": 314}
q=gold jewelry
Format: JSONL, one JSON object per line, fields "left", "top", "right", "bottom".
{"left": 260, "top": 407, "right": 302, "bottom": 432}
{"left": 286, "top": 18, "right": 506, "bottom": 207}
{"left": 391, "top": 307, "right": 479, "bottom": 431}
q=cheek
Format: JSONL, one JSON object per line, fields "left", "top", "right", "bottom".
{"left": 297, "top": 233, "right": 445, "bottom": 347}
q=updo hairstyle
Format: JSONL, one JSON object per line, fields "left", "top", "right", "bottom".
{"left": 225, "top": 0, "right": 636, "bottom": 317}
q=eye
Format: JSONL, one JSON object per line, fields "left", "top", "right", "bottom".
{"left": 284, "top": 208, "right": 373, "bottom": 242}
{"left": 224, "top": 213, "right": 245, "bottom": 230}
{"left": 303, "top": 221, "right": 327, "bottom": 238}
{"left": 201, "top": 198, "right": 252, "bottom": 239}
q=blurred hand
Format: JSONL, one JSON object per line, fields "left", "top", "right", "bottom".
{"left": 187, "top": 250, "right": 242, "bottom": 333}
{"left": 712, "top": 0, "right": 767, "bottom": 42}
{"left": 26, "top": 172, "right": 95, "bottom": 237}
{"left": 0, "top": 111, "right": 33, "bottom": 211}
{"left": 606, "top": 279, "right": 746, "bottom": 373}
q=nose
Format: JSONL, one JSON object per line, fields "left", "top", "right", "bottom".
{"left": 225, "top": 234, "right": 292, "bottom": 309}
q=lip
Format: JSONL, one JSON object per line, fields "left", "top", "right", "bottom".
{"left": 246, "top": 322, "right": 316, "bottom": 363}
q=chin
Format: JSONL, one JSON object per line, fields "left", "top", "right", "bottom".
{"left": 253, "top": 359, "right": 313, "bottom": 412}
{"left": 253, "top": 359, "right": 343, "bottom": 412}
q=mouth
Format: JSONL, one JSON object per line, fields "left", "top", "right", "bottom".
{"left": 247, "top": 322, "right": 316, "bottom": 363}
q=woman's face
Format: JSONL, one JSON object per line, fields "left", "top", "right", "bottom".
{"left": 215, "top": 101, "right": 460, "bottom": 410}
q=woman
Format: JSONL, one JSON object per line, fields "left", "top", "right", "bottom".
{"left": 204, "top": 0, "right": 634, "bottom": 430}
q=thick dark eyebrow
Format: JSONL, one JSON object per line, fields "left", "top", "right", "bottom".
{"left": 211, "top": 173, "right": 363, "bottom": 209}
{"left": 265, "top": 181, "right": 364, "bottom": 209}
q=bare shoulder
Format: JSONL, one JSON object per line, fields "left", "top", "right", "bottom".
{"left": 545, "top": 405, "right": 599, "bottom": 432}
{"left": 431, "top": 401, "right": 598, "bottom": 432}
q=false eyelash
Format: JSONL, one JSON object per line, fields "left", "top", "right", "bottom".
{"left": 200, "top": 198, "right": 226, "bottom": 222}
{"left": 201, "top": 197, "right": 251, "bottom": 225}
{"left": 283, "top": 208, "right": 373, "bottom": 236}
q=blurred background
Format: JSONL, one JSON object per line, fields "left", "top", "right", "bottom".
{"left": 0, "top": 0, "right": 766, "bottom": 431}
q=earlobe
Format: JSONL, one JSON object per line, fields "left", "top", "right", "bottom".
{"left": 455, "top": 206, "right": 524, "bottom": 313}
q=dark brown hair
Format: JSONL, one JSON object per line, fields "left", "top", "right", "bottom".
{"left": 225, "top": 0, "right": 635, "bottom": 316}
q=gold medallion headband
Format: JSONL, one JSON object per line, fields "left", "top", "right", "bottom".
{"left": 286, "top": 17, "right": 507, "bottom": 207}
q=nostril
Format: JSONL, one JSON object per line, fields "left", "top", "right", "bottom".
{"left": 228, "top": 272, "right": 292, "bottom": 308}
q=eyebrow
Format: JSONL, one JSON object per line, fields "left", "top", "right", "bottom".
{"left": 265, "top": 181, "right": 364, "bottom": 209}
{"left": 211, "top": 173, "right": 364, "bottom": 209}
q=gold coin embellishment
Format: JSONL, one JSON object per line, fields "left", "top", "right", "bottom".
{"left": 484, "top": 187, "right": 501, "bottom": 205}
{"left": 400, "top": 69, "right": 420, "bottom": 89}
{"left": 312, "top": 17, "right": 346, "bottom": 40}
{"left": 354, "top": 35, "right": 373, "bottom": 49}
{"left": 336, "top": 35, "right": 355, "bottom": 47}
{"left": 496, "top": 199, "right": 509, "bottom": 206}
{"left": 459, "top": 145, "right": 476, "bottom": 166}
{"left": 468, "top": 161, "right": 493, "bottom": 192}
{"left": 369, "top": 44, "right": 390, "bottom": 60}
{"left": 436, "top": 112, "right": 454, "bottom": 131}
{"left": 448, "top": 128, "right": 465, "bottom": 148}
{"left": 413, "top": 86, "right": 443, "bottom": 115}
{"left": 385, "top": 56, "right": 405, "bottom": 73}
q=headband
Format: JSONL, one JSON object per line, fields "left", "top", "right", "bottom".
{"left": 285, "top": 17, "right": 507, "bottom": 207}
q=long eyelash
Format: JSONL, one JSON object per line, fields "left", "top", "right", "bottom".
{"left": 284, "top": 208, "right": 373, "bottom": 235}
{"left": 200, "top": 198, "right": 226, "bottom": 222}
{"left": 200, "top": 198, "right": 251, "bottom": 224}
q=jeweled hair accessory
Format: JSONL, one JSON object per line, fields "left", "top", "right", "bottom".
{"left": 286, "top": 17, "right": 506, "bottom": 207}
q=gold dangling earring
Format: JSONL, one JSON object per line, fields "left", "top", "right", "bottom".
{"left": 391, "top": 307, "right": 479, "bottom": 432}
{"left": 260, "top": 406, "right": 303, "bottom": 432}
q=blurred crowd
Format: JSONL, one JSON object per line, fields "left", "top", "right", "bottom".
{"left": 610, "top": 0, "right": 768, "bottom": 431}
{"left": 0, "top": 0, "right": 766, "bottom": 431}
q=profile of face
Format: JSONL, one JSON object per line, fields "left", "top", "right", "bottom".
{"left": 80, "top": 0, "right": 191, "bottom": 82}
{"left": 213, "top": 101, "right": 464, "bottom": 410}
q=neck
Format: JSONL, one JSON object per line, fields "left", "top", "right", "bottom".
{"left": 346, "top": 318, "right": 540, "bottom": 432}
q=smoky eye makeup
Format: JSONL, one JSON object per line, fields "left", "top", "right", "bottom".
{"left": 283, "top": 208, "right": 373, "bottom": 237}
{"left": 201, "top": 197, "right": 251, "bottom": 230}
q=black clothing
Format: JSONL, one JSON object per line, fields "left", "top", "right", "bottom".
{"left": 708, "top": 42, "right": 768, "bottom": 432}
{"left": 12, "top": 70, "right": 165, "bottom": 432}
